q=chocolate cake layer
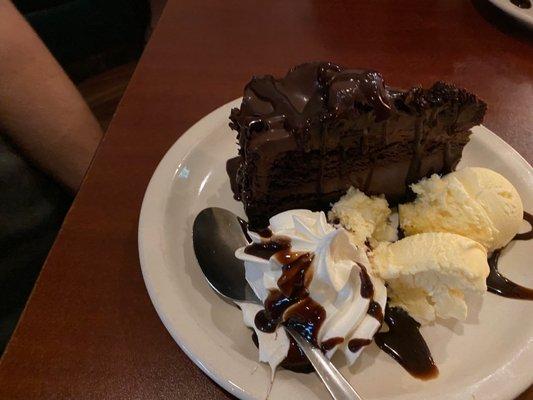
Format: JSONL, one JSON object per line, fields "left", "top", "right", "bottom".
{"left": 228, "top": 62, "right": 486, "bottom": 228}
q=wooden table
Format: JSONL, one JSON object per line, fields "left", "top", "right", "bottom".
{"left": 0, "top": 1, "right": 531, "bottom": 399}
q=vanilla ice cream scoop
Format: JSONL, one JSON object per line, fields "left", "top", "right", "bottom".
{"left": 399, "top": 167, "right": 523, "bottom": 252}
{"left": 236, "top": 210, "right": 386, "bottom": 371}
{"left": 371, "top": 232, "right": 489, "bottom": 324}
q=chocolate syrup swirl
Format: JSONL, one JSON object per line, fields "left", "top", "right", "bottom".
{"left": 375, "top": 306, "right": 439, "bottom": 380}
{"left": 487, "top": 212, "right": 533, "bottom": 300}
{"left": 250, "top": 234, "right": 326, "bottom": 372}
{"left": 255, "top": 290, "right": 326, "bottom": 372}
{"left": 276, "top": 253, "right": 314, "bottom": 297}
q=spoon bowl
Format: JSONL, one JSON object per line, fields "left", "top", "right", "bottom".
{"left": 193, "top": 207, "right": 258, "bottom": 303}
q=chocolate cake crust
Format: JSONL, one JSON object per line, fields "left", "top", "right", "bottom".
{"left": 228, "top": 62, "right": 486, "bottom": 228}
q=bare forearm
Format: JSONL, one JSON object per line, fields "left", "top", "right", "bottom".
{"left": 0, "top": 0, "right": 103, "bottom": 191}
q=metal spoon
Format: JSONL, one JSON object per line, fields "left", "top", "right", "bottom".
{"left": 193, "top": 207, "right": 363, "bottom": 400}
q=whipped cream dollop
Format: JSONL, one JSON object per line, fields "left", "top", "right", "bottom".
{"left": 236, "top": 210, "right": 386, "bottom": 372}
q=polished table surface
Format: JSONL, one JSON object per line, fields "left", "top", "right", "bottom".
{"left": 0, "top": 1, "right": 532, "bottom": 399}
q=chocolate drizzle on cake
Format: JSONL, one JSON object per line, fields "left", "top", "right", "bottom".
{"left": 375, "top": 306, "right": 439, "bottom": 380}
{"left": 487, "top": 212, "right": 533, "bottom": 300}
{"left": 228, "top": 62, "right": 486, "bottom": 228}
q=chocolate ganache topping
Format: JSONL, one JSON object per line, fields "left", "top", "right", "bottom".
{"left": 228, "top": 62, "right": 486, "bottom": 228}
{"left": 231, "top": 62, "right": 399, "bottom": 150}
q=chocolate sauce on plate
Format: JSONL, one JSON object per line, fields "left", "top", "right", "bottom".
{"left": 375, "top": 306, "right": 439, "bottom": 380}
{"left": 514, "top": 212, "right": 533, "bottom": 241}
{"left": 487, "top": 212, "right": 533, "bottom": 300}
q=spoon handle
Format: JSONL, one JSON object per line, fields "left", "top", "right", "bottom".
{"left": 285, "top": 326, "right": 363, "bottom": 400}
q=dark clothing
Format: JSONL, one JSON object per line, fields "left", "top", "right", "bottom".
{"left": 14, "top": 0, "right": 150, "bottom": 82}
{"left": 0, "top": 0, "right": 150, "bottom": 355}
{"left": 0, "top": 137, "right": 72, "bottom": 353}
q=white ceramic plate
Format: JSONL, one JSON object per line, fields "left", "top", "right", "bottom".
{"left": 138, "top": 98, "right": 533, "bottom": 400}
{"left": 487, "top": 0, "right": 533, "bottom": 27}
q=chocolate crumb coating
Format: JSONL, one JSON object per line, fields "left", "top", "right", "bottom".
{"left": 228, "top": 62, "right": 486, "bottom": 228}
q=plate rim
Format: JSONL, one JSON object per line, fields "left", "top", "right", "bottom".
{"left": 139, "top": 98, "right": 254, "bottom": 400}
{"left": 486, "top": 0, "right": 533, "bottom": 27}
{"left": 138, "top": 97, "right": 533, "bottom": 400}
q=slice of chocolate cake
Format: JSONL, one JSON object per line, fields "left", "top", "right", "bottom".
{"left": 228, "top": 62, "right": 486, "bottom": 228}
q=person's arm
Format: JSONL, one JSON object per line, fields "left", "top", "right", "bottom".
{"left": 0, "top": 0, "right": 103, "bottom": 192}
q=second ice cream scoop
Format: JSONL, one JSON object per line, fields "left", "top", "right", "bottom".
{"left": 371, "top": 232, "right": 490, "bottom": 324}
{"left": 399, "top": 167, "right": 523, "bottom": 252}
